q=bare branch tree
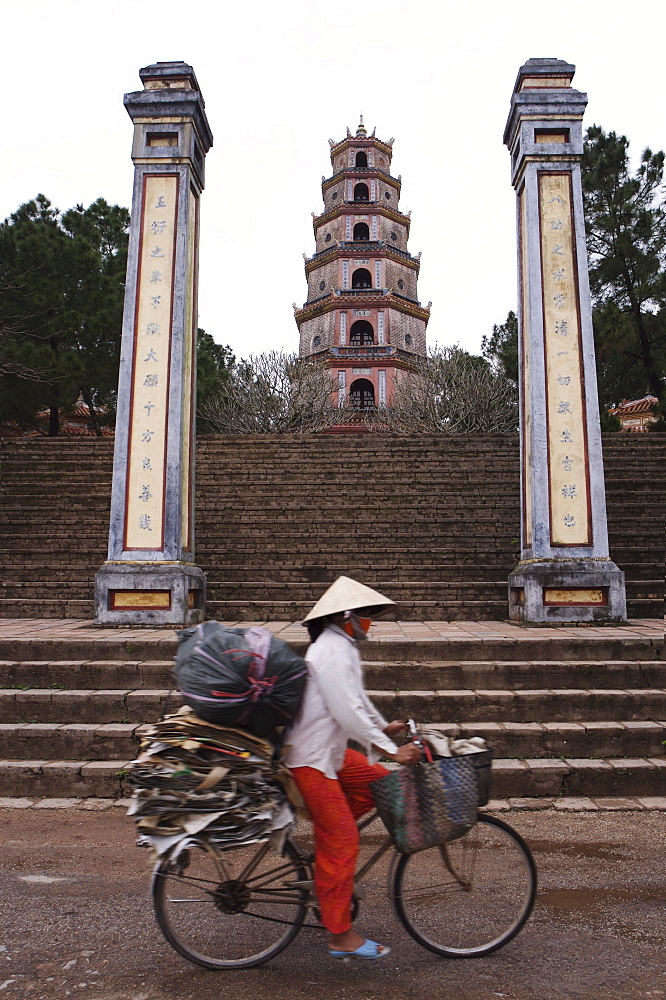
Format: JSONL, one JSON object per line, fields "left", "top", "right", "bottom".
{"left": 200, "top": 351, "right": 352, "bottom": 433}
{"left": 199, "top": 346, "right": 518, "bottom": 436}
{"left": 382, "top": 346, "right": 518, "bottom": 433}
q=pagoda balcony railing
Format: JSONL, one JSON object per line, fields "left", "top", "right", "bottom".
{"left": 325, "top": 167, "right": 399, "bottom": 183}
{"left": 338, "top": 240, "right": 382, "bottom": 250}
{"left": 335, "top": 288, "right": 388, "bottom": 298}
{"left": 301, "top": 288, "right": 425, "bottom": 309}
{"left": 304, "top": 344, "right": 420, "bottom": 363}
{"left": 331, "top": 345, "right": 396, "bottom": 357}
{"left": 306, "top": 241, "right": 415, "bottom": 263}
{"left": 313, "top": 204, "right": 411, "bottom": 225}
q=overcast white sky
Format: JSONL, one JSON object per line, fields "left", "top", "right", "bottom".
{"left": 2, "top": 0, "right": 665, "bottom": 360}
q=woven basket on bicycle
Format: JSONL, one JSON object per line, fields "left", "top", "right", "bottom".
{"left": 421, "top": 737, "right": 494, "bottom": 808}
{"left": 370, "top": 755, "right": 479, "bottom": 855}
{"left": 464, "top": 746, "right": 493, "bottom": 808}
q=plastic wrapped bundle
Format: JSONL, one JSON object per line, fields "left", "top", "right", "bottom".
{"left": 174, "top": 622, "right": 307, "bottom": 736}
{"left": 127, "top": 708, "right": 295, "bottom": 856}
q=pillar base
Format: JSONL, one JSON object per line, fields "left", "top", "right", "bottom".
{"left": 508, "top": 559, "right": 626, "bottom": 624}
{"left": 94, "top": 562, "right": 207, "bottom": 626}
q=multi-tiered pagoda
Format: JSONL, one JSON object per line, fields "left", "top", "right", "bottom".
{"left": 294, "top": 119, "right": 430, "bottom": 408}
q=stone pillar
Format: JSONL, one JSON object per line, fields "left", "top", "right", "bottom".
{"left": 504, "top": 58, "right": 626, "bottom": 623}
{"left": 95, "top": 62, "right": 213, "bottom": 625}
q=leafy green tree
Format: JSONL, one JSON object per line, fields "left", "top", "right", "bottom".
{"left": 582, "top": 126, "right": 666, "bottom": 404}
{"left": 0, "top": 195, "right": 129, "bottom": 435}
{"left": 481, "top": 310, "right": 519, "bottom": 385}
{"left": 196, "top": 329, "right": 235, "bottom": 417}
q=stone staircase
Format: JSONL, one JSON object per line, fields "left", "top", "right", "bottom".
{"left": 0, "top": 433, "right": 664, "bottom": 621}
{"left": 0, "top": 624, "right": 663, "bottom": 801}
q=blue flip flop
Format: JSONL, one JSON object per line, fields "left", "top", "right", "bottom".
{"left": 328, "top": 939, "right": 391, "bottom": 960}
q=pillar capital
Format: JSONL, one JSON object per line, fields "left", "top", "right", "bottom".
{"left": 122, "top": 62, "right": 213, "bottom": 194}
{"left": 504, "top": 60, "right": 587, "bottom": 189}
{"left": 513, "top": 57, "right": 576, "bottom": 92}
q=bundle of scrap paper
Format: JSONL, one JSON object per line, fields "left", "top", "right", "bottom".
{"left": 127, "top": 707, "right": 296, "bottom": 857}
{"left": 419, "top": 733, "right": 488, "bottom": 757}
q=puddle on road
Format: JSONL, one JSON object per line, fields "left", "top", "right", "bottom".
{"left": 528, "top": 839, "right": 631, "bottom": 861}
{"left": 540, "top": 885, "right": 665, "bottom": 910}
{"left": 538, "top": 885, "right": 666, "bottom": 944}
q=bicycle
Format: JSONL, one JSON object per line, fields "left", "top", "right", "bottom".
{"left": 150, "top": 736, "right": 537, "bottom": 969}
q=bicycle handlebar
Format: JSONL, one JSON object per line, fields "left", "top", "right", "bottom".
{"left": 405, "top": 718, "right": 433, "bottom": 762}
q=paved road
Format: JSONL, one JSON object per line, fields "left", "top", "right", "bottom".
{"left": 2, "top": 807, "right": 665, "bottom": 1000}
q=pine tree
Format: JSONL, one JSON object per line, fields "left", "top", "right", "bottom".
{"left": 581, "top": 126, "right": 666, "bottom": 404}
{"left": 0, "top": 195, "right": 129, "bottom": 434}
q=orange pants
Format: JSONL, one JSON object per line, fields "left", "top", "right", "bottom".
{"left": 291, "top": 748, "right": 389, "bottom": 934}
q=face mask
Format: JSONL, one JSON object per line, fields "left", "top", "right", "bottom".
{"left": 343, "top": 613, "right": 372, "bottom": 640}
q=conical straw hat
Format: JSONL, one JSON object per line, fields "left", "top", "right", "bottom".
{"left": 302, "top": 576, "right": 395, "bottom": 623}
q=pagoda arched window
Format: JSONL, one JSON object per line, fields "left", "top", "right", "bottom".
{"left": 351, "top": 268, "right": 372, "bottom": 289}
{"left": 350, "top": 378, "right": 375, "bottom": 409}
{"left": 353, "top": 182, "right": 369, "bottom": 202}
{"left": 350, "top": 320, "right": 374, "bottom": 345}
{"left": 355, "top": 151, "right": 368, "bottom": 168}
{"left": 353, "top": 222, "right": 369, "bottom": 241}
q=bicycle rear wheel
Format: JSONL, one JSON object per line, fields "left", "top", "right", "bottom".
{"left": 152, "top": 838, "right": 308, "bottom": 969}
{"left": 393, "top": 815, "right": 536, "bottom": 957}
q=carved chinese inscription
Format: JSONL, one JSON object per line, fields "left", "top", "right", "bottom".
{"left": 539, "top": 173, "right": 590, "bottom": 545}
{"left": 124, "top": 174, "right": 179, "bottom": 548}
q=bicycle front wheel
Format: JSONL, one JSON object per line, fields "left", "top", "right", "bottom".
{"left": 393, "top": 815, "right": 537, "bottom": 957}
{"left": 152, "top": 838, "right": 308, "bottom": 969}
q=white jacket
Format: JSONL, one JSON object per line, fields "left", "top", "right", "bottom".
{"left": 285, "top": 624, "right": 398, "bottom": 778}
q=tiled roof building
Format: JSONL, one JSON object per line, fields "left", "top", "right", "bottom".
{"left": 608, "top": 395, "right": 659, "bottom": 432}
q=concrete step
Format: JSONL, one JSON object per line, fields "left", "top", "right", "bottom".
{"left": 204, "top": 580, "right": 659, "bottom": 600}
{"left": 2, "top": 659, "right": 665, "bottom": 691}
{"left": 3, "top": 686, "right": 666, "bottom": 725}
{"left": 2, "top": 719, "right": 665, "bottom": 762}
{"left": 364, "top": 659, "right": 666, "bottom": 690}
{"left": 0, "top": 581, "right": 514, "bottom": 602}
{"left": 205, "top": 580, "right": 662, "bottom": 601}
{"left": 369, "top": 688, "right": 666, "bottom": 722}
{"left": 0, "top": 689, "right": 174, "bottom": 724}
{"left": 206, "top": 562, "right": 663, "bottom": 583}
{"left": 205, "top": 596, "right": 662, "bottom": 621}
{"left": 0, "top": 722, "right": 142, "bottom": 759}
{"left": 2, "top": 756, "right": 665, "bottom": 799}
{"left": 3, "top": 586, "right": 658, "bottom": 621}
{"left": 8, "top": 599, "right": 511, "bottom": 621}
{"left": 0, "top": 563, "right": 660, "bottom": 583}
{"left": 0, "top": 599, "right": 95, "bottom": 618}
{"left": 429, "top": 721, "right": 666, "bottom": 759}
{"left": 0, "top": 632, "right": 661, "bottom": 664}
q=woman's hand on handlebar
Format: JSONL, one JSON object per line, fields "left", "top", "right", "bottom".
{"left": 389, "top": 743, "right": 422, "bottom": 766}
{"left": 383, "top": 719, "right": 409, "bottom": 739}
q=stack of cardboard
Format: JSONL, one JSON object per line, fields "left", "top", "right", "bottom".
{"left": 127, "top": 708, "right": 294, "bottom": 856}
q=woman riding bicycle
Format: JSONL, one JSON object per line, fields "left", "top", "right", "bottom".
{"left": 285, "top": 576, "right": 421, "bottom": 961}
